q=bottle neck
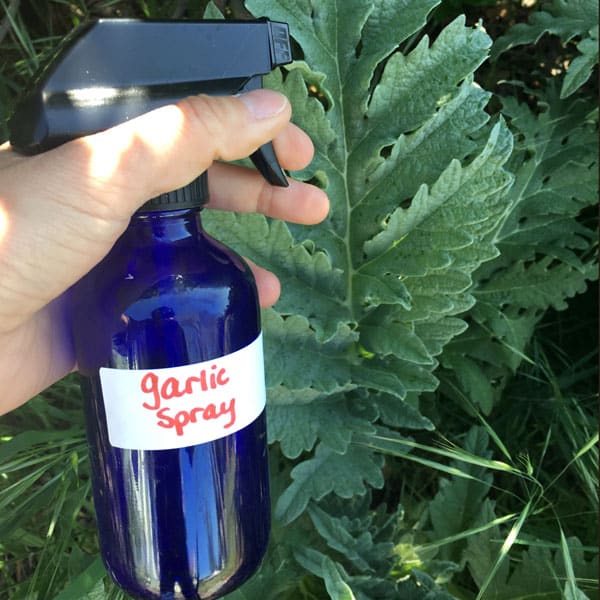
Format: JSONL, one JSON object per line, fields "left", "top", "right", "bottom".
{"left": 129, "top": 208, "right": 205, "bottom": 243}
{"left": 139, "top": 175, "right": 208, "bottom": 213}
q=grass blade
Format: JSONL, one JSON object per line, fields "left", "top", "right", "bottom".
{"left": 475, "top": 498, "right": 533, "bottom": 600}
{"left": 355, "top": 430, "right": 522, "bottom": 477}
{"left": 414, "top": 511, "right": 518, "bottom": 553}
{"left": 560, "top": 528, "right": 588, "bottom": 600}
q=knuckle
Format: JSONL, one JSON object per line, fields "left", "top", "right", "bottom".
{"left": 177, "top": 95, "right": 231, "bottom": 159}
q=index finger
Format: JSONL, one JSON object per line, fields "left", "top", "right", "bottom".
{"left": 207, "top": 162, "right": 329, "bottom": 225}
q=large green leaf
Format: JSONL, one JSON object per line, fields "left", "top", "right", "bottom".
{"left": 205, "top": 0, "right": 514, "bottom": 492}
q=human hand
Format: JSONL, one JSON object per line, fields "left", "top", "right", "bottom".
{"left": 0, "top": 89, "right": 329, "bottom": 415}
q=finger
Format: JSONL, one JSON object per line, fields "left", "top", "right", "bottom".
{"left": 246, "top": 259, "right": 281, "bottom": 308}
{"left": 207, "top": 162, "right": 329, "bottom": 224}
{"left": 271, "top": 122, "right": 315, "bottom": 171}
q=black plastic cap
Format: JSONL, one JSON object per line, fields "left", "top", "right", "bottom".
{"left": 139, "top": 174, "right": 208, "bottom": 213}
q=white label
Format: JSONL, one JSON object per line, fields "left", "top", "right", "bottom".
{"left": 99, "top": 334, "right": 265, "bottom": 450}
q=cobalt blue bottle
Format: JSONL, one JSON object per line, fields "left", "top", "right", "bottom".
{"left": 7, "top": 18, "right": 294, "bottom": 600}
{"left": 70, "top": 176, "right": 270, "bottom": 599}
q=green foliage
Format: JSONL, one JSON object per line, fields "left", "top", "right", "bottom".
{"left": 492, "top": 0, "right": 599, "bottom": 98}
{"left": 465, "top": 501, "right": 598, "bottom": 599}
{"left": 0, "top": 378, "right": 97, "bottom": 600}
{"left": 217, "top": 0, "right": 514, "bottom": 490}
{"left": 438, "top": 80, "right": 598, "bottom": 415}
{"left": 0, "top": 1, "right": 598, "bottom": 599}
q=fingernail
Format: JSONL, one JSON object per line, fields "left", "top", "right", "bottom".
{"left": 238, "top": 89, "right": 288, "bottom": 120}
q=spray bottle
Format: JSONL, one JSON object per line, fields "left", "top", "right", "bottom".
{"left": 9, "top": 18, "right": 292, "bottom": 600}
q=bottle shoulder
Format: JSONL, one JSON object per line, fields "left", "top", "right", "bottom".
{"left": 71, "top": 224, "right": 261, "bottom": 371}
{"left": 77, "top": 226, "right": 256, "bottom": 302}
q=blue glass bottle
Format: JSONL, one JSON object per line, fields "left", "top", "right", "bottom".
{"left": 70, "top": 177, "right": 270, "bottom": 600}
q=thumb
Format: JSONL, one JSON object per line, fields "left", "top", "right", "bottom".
{"left": 51, "top": 89, "right": 291, "bottom": 220}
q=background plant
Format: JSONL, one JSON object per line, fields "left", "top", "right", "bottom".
{"left": 0, "top": 1, "right": 597, "bottom": 599}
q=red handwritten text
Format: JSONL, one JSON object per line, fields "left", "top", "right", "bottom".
{"left": 156, "top": 399, "right": 236, "bottom": 436}
{"left": 140, "top": 366, "right": 230, "bottom": 410}
{"left": 139, "top": 365, "right": 235, "bottom": 436}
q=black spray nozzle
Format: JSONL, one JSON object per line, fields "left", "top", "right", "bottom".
{"left": 8, "top": 18, "right": 292, "bottom": 188}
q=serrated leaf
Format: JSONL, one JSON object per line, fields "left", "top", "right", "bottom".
{"left": 442, "top": 354, "right": 495, "bottom": 414}
{"left": 440, "top": 85, "right": 598, "bottom": 413}
{"left": 202, "top": 1, "right": 223, "bottom": 19}
{"left": 308, "top": 504, "right": 395, "bottom": 575}
{"left": 363, "top": 160, "right": 462, "bottom": 260}
{"left": 465, "top": 506, "right": 599, "bottom": 599}
{"left": 263, "top": 311, "right": 357, "bottom": 396}
{"left": 475, "top": 257, "right": 596, "bottom": 311}
{"left": 413, "top": 318, "right": 470, "bottom": 357}
{"left": 464, "top": 500, "right": 511, "bottom": 596}
{"left": 351, "top": 362, "right": 407, "bottom": 398}
{"left": 204, "top": 214, "right": 347, "bottom": 340}
{"left": 293, "top": 545, "right": 330, "bottom": 579}
{"left": 268, "top": 398, "right": 376, "bottom": 459}
{"left": 373, "top": 393, "right": 435, "bottom": 431}
{"left": 493, "top": 0, "right": 598, "bottom": 99}
{"left": 243, "top": 0, "right": 513, "bottom": 360}
{"left": 360, "top": 322, "right": 433, "bottom": 365}
{"left": 275, "top": 444, "right": 384, "bottom": 524}
{"left": 353, "top": 272, "right": 411, "bottom": 311}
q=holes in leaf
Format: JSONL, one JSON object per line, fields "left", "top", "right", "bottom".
{"left": 380, "top": 145, "right": 393, "bottom": 159}
{"left": 546, "top": 258, "right": 562, "bottom": 270}
{"left": 366, "top": 58, "right": 388, "bottom": 109}
{"left": 305, "top": 79, "right": 330, "bottom": 111}
{"left": 290, "top": 38, "right": 305, "bottom": 61}
{"left": 355, "top": 39, "right": 363, "bottom": 59}
{"left": 305, "top": 172, "right": 328, "bottom": 190}
{"left": 463, "top": 151, "right": 478, "bottom": 164}
{"left": 561, "top": 136, "right": 569, "bottom": 146}
{"left": 542, "top": 175, "right": 551, "bottom": 184}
